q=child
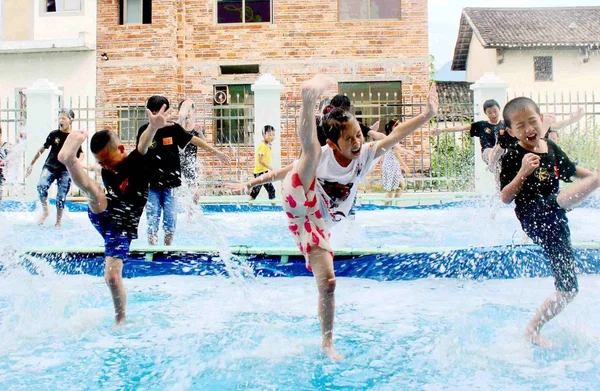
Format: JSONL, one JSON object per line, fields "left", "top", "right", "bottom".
{"left": 381, "top": 120, "right": 410, "bottom": 205}
{"left": 432, "top": 99, "right": 507, "bottom": 167}
{"left": 26, "top": 109, "right": 83, "bottom": 227}
{"left": 137, "top": 96, "right": 230, "bottom": 246}
{"left": 56, "top": 104, "right": 172, "bottom": 325}
{"left": 178, "top": 99, "right": 205, "bottom": 206}
{"left": 235, "top": 75, "right": 438, "bottom": 360}
{"left": 250, "top": 125, "right": 277, "bottom": 203}
{"left": 500, "top": 97, "right": 600, "bottom": 347}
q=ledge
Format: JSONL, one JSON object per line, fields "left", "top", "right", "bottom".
{"left": 0, "top": 32, "right": 95, "bottom": 54}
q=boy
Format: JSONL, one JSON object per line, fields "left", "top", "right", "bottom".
{"left": 234, "top": 75, "right": 438, "bottom": 360}
{"left": 500, "top": 97, "right": 600, "bottom": 347}
{"left": 250, "top": 125, "right": 276, "bottom": 202}
{"left": 57, "top": 105, "right": 171, "bottom": 325}
{"left": 432, "top": 99, "right": 507, "bottom": 167}
{"left": 26, "top": 109, "right": 83, "bottom": 227}
{"left": 137, "top": 96, "right": 230, "bottom": 246}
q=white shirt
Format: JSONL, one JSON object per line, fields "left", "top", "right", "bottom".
{"left": 315, "top": 142, "right": 378, "bottom": 226}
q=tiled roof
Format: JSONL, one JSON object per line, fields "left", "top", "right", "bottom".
{"left": 452, "top": 7, "right": 600, "bottom": 70}
{"left": 436, "top": 81, "right": 473, "bottom": 121}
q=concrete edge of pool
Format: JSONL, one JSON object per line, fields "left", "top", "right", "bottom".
{"left": 13, "top": 242, "right": 600, "bottom": 281}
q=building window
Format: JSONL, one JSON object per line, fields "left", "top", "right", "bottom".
{"left": 46, "top": 0, "right": 82, "bottom": 13}
{"left": 217, "top": 0, "right": 272, "bottom": 24}
{"left": 339, "top": 0, "right": 401, "bottom": 20}
{"left": 220, "top": 64, "right": 260, "bottom": 75}
{"left": 119, "top": 106, "right": 146, "bottom": 144}
{"left": 119, "top": 0, "right": 152, "bottom": 25}
{"left": 214, "top": 84, "right": 254, "bottom": 145}
{"left": 338, "top": 81, "right": 402, "bottom": 126}
{"left": 534, "top": 56, "right": 553, "bottom": 82}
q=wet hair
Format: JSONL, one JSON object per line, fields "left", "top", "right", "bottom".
{"left": 147, "top": 95, "right": 170, "bottom": 113}
{"left": 178, "top": 99, "right": 194, "bottom": 111}
{"left": 263, "top": 124, "right": 275, "bottom": 134}
{"left": 385, "top": 119, "right": 401, "bottom": 136}
{"left": 321, "top": 108, "right": 355, "bottom": 145}
{"left": 90, "top": 129, "right": 119, "bottom": 154}
{"left": 483, "top": 99, "right": 500, "bottom": 113}
{"left": 503, "top": 97, "right": 540, "bottom": 129}
{"left": 330, "top": 94, "right": 352, "bottom": 110}
{"left": 59, "top": 109, "right": 75, "bottom": 120}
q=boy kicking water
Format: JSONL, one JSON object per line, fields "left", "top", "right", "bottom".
{"left": 233, "top": 75, "right": 438, "bottom": 360}
{"left": 500, "top": 97, "right": 600, "bottom": 347}
{"left": 57, "top": 105, "right": 172, "bottom": 325}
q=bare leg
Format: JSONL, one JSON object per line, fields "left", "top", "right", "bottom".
{"left": 309, "top": 246, "right": 344, "bottom": 362}
{"left": 164, "top": 233, "right": 174, "bottom": 246}
{"left": 296, "top": 75, "right": 335, "bottom": 193}
{"left": 384, "top": 191, "right": 392, "bottom": 206}
{"left": 55, "top": 208, "right": 64, "bottom": 228}
{"left": 57, "top": 131, "right": 107, "bottom": 214}
{"left": 38, "top": 198, "right": 49, "bottom": 225}
{"left": 105, "top": 256, "right": 126, "bottom": 325}
{"left": 557, "top": 171, "right": 600, "bottom": 210}
{"left": 525, "top": 291, "right": 577, "bottom": 347}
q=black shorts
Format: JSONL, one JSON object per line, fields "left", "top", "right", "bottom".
{"left": 517, "top": 197, "right": 578, "bottom": 292}
{"left": 249, "top": 171, "right": 276, "bottom": 200}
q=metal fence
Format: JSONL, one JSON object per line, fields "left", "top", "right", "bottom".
{"left": 3, "top": 89, "right": 599, "bottom": 198}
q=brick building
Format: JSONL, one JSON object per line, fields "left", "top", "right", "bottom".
{"left": 96, "top": 0, "right": 430, "bottom": 183}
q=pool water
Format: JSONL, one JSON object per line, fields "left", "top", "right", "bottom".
{"left": 1, "top": 268, "right": 600, "bottom": 390}
{"left": 1, "top": 204, "right": 599, "bottom": 249}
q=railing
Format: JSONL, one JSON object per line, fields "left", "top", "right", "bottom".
{"left": 0, "top": 98, "right": 27, "bottom": 197}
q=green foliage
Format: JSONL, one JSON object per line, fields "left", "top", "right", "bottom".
{"left": 429, "top": 132, "right": 475, "bottom": 191}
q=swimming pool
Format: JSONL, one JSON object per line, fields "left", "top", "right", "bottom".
{"left": 1, "top": 200, "right": 600, "bottom": 390}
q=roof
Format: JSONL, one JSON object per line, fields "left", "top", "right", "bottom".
{"left": 436, "top": 81, "right": 473, "bottom": 121}
{"left": 452, "top": 7, "right": 600, "bottom": 71}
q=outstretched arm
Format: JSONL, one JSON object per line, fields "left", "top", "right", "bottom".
{"left": 552, "top": 108, "right": 584, "bottom": 131}
{"left": 375, "top": 85, "right": 439, "bottom": 159}
{"left": 189, "top": 136, "right": 231, "bottom": 164}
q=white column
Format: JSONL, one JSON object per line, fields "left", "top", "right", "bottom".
{"left": 251, "top": 73, "right": 284, "bottom": 199}
{"left": 24, "top": 79, "right": 62, "bottom": 200}
{"left": 470, "top": 73, "right": 508, "bottom": 194}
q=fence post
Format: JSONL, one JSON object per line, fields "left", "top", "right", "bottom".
{"left": 470, "top": 73, "right": 508, "bottom": 194}
{"left": 251, "top": 73, "right": 284, "bottom": 199}
{"left": 24, "top": 79, "right": 62, "bottom": 201}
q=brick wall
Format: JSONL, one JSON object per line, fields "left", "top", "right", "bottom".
{"left": 97, "top": 0, "right": 430, "bottom": 183}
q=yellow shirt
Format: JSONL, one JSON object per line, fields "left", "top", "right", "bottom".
{"left": 254, "top": 141, "right": 272, "bottom": 174}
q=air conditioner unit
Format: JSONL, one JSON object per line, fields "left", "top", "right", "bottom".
{"left": 214, "top": 85, "right": 229, "bottom": 105}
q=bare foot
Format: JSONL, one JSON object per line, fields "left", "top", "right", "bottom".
{"left": 525, "top": 327, "right": 554, "bottom": 348}
{"left": 114, "top": 314, "right": 126, "bottom": 327}
{"left": 58, "top": 130, "right": 88, "bottom": 166}
{"left": 322, "top": 342, "right": 345, "bottom": 362}
{"left": 55, "top": 221, "right": 62, "bottom": 229}
{"left": 148, "top": 234, "right": 158, "bottom": 246}
{"left": 37, "top": 209, "right": 49, "bottom": 225}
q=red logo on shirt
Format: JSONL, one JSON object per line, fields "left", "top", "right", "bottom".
{"left": 119, "top": 178, "right": 129, "bottom": 193}
{"left": 554, "top": 166, "right": 560, "bottom": 178}
{"left": 163, "top": 137, "right": 173, "bottom": 146}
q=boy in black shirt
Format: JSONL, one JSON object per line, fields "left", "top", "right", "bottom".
{"left": 57, "top": 105, "right": 170, "bottom": 325}
{"left": 137, "top": 96, "right": 230, "bottom": 246}
{"left": 500, "top": 97, "right": 600, "bottom": 347}
{"left": 432, "top": 99, "right": 507, "bottom": 167}
{"left": 26, "top": 109, "right": 83, "bottom": 227}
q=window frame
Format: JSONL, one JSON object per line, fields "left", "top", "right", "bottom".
{"left": 338, "top": 0, "right": 401, "bottom": 21}
{"left": 40, "top": 0, "right": 84, "bottom": 17}
{"left": 534, "top": 56, "right": 553, "bottom": 82}
{"left": 118, "top": 106, "right": 147, "bottom": 145}
{"left": 338, "top": 81, "right": 403, "bottom": 127}
{"left": 119, "top": 0, "right": 152, "bottom": 25}
{"left": 215, "top": 0, "right": 274, "bottom": 25}
{"left": 213, "top": 83, "right": 254, "bottom": 146}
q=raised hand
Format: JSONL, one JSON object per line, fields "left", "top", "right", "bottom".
{"left": 146, "top": 104, "right": 173, "bottom": 130}
{"left": 424, "top": 84, "right": 439, "bottom": 119}
{"left": 430, "top": 128, "right": 443, "bottom": 136}
{"left": 301, "top": 74, "right": 336, "bottom": 102}
{"left": 223, "top": 181, "right": 250, "bottom": 194}
{"left": 215, "top": 151, "right": 231, "bottom": 164}
{"left": 520, "top": 153, "right": 540, "bottom": 177}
